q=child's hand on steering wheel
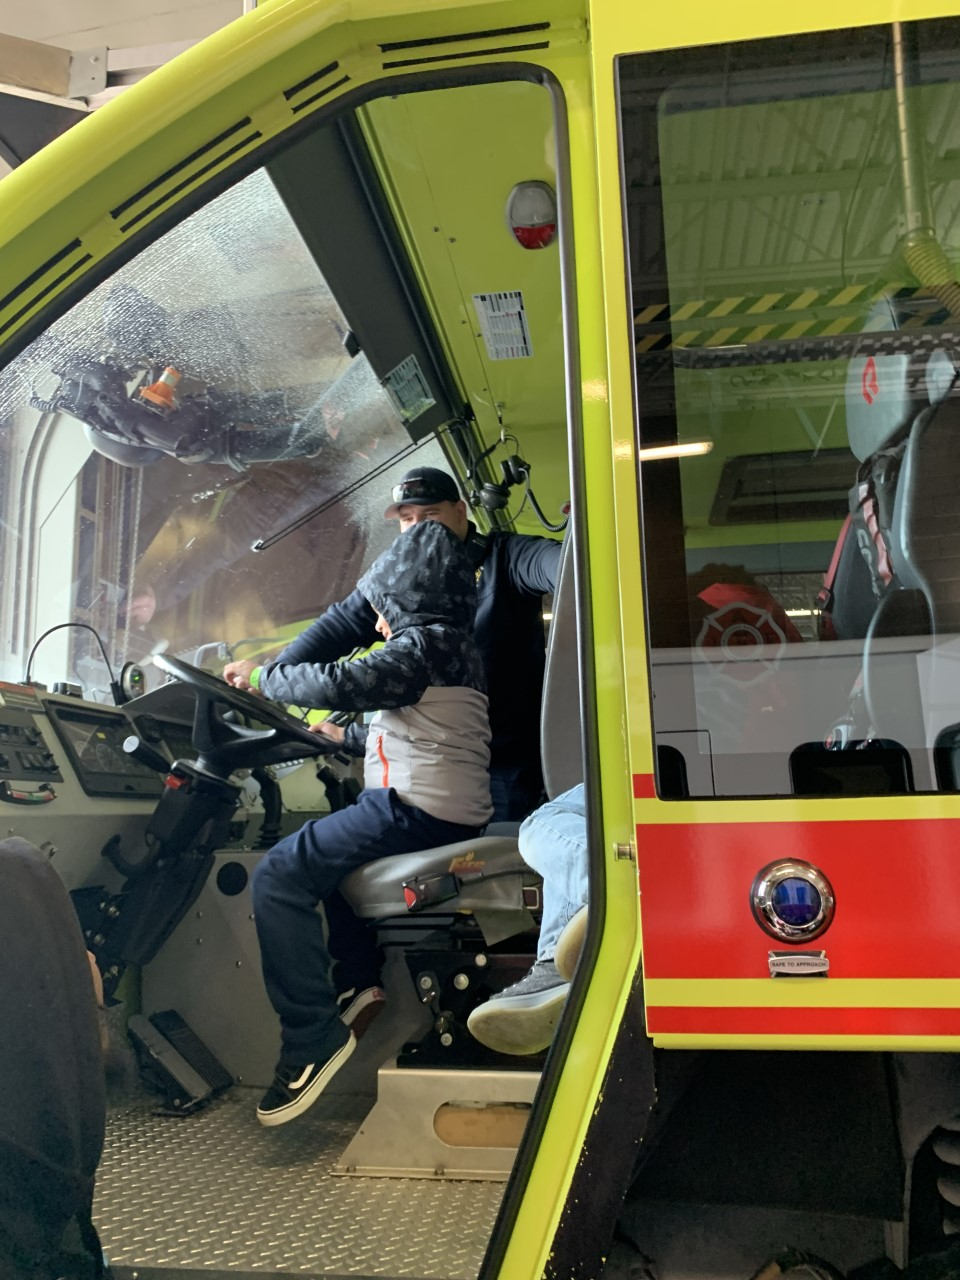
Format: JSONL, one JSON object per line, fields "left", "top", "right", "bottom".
{"left": 310, "top": 720, "right": 345, "bottom": 744}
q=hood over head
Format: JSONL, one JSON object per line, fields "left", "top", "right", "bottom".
{"left": 358, "top": 519, "right": 477, "bottom": 634}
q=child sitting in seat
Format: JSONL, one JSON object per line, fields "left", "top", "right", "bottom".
{"left": 228, "top": 520, "right": 493, "bottom": 1126}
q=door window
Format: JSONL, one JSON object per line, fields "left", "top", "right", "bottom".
{"left": 619, "top": 22, "right": 960, "bottom": 796}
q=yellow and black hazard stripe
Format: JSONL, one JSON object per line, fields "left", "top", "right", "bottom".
{"left": 664, "top": 326, "right": 960, "bottom": 371}
{"left": 634, "top": 284, "right": 955, "bottom": 355}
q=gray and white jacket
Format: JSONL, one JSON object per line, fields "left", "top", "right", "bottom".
{"left": 259, "top": 521, "right": 492, "bottom": 827}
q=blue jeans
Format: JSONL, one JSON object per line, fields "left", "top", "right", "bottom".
{"left": 518, "top": 784, "right": 587, "bottom": 963}
{"left": 253, "top": 788, "right": 482, "bottom": 1065}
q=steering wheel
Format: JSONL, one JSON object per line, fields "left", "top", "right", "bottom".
{"left": 152, "top": 653, "right": 335, "bottom": 777}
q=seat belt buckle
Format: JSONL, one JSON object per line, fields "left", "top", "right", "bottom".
{"left": 402, "top": 872, "right": 459, "bottom": 912}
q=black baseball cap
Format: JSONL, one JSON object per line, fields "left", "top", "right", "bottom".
{"left": 384, "top": 466, "right": 462, "bottom": 518}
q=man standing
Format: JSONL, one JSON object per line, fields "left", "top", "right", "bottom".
{"left": 225, "top": 465, "right": 561, "bottom": 822}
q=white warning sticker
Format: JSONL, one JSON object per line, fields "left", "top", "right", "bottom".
{"left": 472, "top": 291, "right": 533, "bottom": 360}
{"left": 382, "top": 353, "right": 436, "bottom": 423}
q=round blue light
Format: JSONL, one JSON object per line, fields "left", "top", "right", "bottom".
{"left": 770, "top": 877, "right": 822, "bottom": 927}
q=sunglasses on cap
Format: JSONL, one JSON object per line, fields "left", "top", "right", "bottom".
{"left": 390, "top": 477, "right": 452, "bottom": 504}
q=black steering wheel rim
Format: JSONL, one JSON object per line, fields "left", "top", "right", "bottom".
{"left": 152, "top": 653, "right": 331, "bottom": 774}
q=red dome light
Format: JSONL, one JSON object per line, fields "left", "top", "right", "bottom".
{"left": 513, "top": 223, "right": 557, "bottom": 250}
{"left": 506, "top": 181, "right": 558, "bottom": 250}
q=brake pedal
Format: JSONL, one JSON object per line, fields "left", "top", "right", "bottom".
{"left": 129, "top": 1010, "right": 233, "bottom": 1114}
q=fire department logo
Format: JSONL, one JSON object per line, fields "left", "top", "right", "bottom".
{"left": 449, "top": 850, "right": 484, "bottom": 875}
{"left": 696, "top": 602, "right": 787, "bottom": 685}
{"left": 861, "top": 356, "right": 880, "bottom": 405}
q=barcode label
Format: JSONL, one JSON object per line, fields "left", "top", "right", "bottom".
{"left": 473, "top": 291, "right": 533, "bottom": 360}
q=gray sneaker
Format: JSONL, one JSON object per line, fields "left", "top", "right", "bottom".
{"left": 466, "top": 961, "right": 570, "bottom": 1056}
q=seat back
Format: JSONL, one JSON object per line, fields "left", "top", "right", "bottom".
{"left": 540, "top": 532, "right": 582, "bottom": 799}
{"left": 824, "top": 301, "right": 955, "bottom": 643}
{"left": 830, "top": 301, "right": 960, "bottom": 747}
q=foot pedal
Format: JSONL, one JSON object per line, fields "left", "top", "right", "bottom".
{"left": 129, "top": 1010, "right": 234, "bottom": 1114}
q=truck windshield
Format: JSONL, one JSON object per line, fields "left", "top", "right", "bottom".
{"left": 0, "top": 166, "right": 446, "bottom": 696}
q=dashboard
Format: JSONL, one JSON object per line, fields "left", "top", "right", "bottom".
{"left": 45, "top": 702, "right": 164, "bottom": 798}
{"left": 0, "top": 677, "right": 292, "bottom": 890}
{"left": 0, "top": 678, "right": 194, "bottom": 803}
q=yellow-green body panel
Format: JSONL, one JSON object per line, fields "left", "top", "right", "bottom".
{"left": 2, "top": 0, "right": 960, "bottom": 1273}
{"left": 359, "top": 84, "right": 569, "bottom": 534}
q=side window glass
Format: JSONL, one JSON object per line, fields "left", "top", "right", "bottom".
{"left": 0, "top": 165, "right": 446, "bottom": 693}
{"left": 619, "top": 22, "right": 960, "bottom": 797}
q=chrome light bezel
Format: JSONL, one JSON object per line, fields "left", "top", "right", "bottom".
{"left": 751, "top": 860, "right": 836, "bottom": 943}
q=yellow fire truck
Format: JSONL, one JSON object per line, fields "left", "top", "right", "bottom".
{"left": 1, "top": 1, "right": 960, "bottom": 1276}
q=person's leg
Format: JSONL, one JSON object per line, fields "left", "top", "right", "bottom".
{"left": 252, "top": 816, "right": 358, "bottom": 1124}
{"left": 253, "top": 791, "right": 402, "bottom": 1067}
{"left": 322, "top": 889, "right": 386, "bottom": 1034}
{"left": 253, "top": 789, "right": 482, "bottom": 1121}
{"left": 467, "top": 784, "right": 588, "bottom": 1056}
{"left": 518, "top": 783, "right": 587, "bottom": 963}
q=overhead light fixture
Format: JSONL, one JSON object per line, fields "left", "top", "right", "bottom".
{"left": 505, "top": 181, "right": 558, "bottom": 250}
{"left": 638, "top": 440, "right": 713, "bottom": 461}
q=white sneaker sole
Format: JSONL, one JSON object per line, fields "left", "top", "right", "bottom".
{"left": 257, "top": 1033, "right": 356, "bottom": 1127}
{"left": 555, "top": 906, "right": 588, "bottom": 982}
{"left": 467, "top": 985, "right": 569, "bottom": 1056}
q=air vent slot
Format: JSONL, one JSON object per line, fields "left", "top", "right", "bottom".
{"left": 379, "top": 22, "right": 549, "bottom": 51}
{"left": 0, "top": 238, "right": 83, "bottom": 313}
{"left": 283, "top": 60, "right": 340, "bottom": 99}
{"left": 283, "top": 61, "right": 351, "bottom": 115}
{"left": 383, "top": 42, "right": 548, "bottom": 69}
{"left": 0, "top": 242, "right": 92, "bottom": 341}
{"left": 290, "top": 75, "right": 350, "bottom": 114}
{"left": 379, "top": 21, "right": 550, "bottom": 69}
{"left": 110, "top": 119, "right": 262, "bottom": 232}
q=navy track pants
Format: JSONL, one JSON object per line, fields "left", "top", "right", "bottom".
{"left": 252, "top": 787, "right": 481, "bottom": 1065}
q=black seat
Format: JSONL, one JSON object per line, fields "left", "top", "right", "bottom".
{"left": 830, "top": 302, "right": 960, "bottom": 755}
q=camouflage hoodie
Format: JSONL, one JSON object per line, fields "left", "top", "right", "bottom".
{"left": 259, "top": 520, "right": 492, "bottom": 826}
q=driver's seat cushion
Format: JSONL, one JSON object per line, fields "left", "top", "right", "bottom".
{"left": 339, "top": 835, "right": 536, "bottom": 919}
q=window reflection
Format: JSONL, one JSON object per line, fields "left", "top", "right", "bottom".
{"left": 0, "top": 168, "right": 444, "bottom": 694}
{"left": 621, "top": 23, "right": 960, "bottom": 797}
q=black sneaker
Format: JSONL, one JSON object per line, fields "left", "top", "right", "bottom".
{"left": 337, "top": 985, "right": 386, "bottom": 1039}
{"left": 256, "top": 1033, "right": 356, "bottom": 1127}
{"left": 466, "top": 961, "right": 570, "bottom": 1055}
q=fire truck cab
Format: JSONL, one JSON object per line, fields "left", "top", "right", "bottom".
{"left": 2, "top": 1, "right": 960, "bottom": 1277}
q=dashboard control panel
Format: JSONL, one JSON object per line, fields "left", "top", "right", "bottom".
{"left": 0, "top": 705, "right": 63, "bottom": 783}
{"left": 45, "top": 701, "right": 167, "bottom": 799}
{"left": 0, "top": 680, "right": 198, "bottom": 807}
